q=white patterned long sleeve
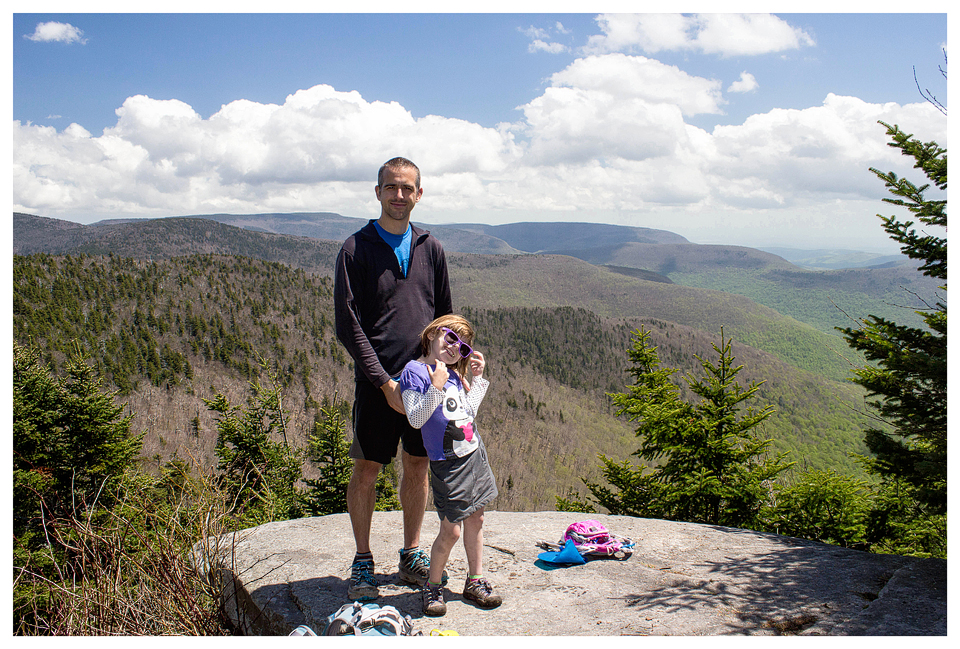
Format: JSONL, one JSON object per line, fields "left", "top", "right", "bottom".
{"left": 402, "top": 384, "right": 445, "bottom": 430}
{"left": 464, "top": 376, "right": 489, "bottom": 414}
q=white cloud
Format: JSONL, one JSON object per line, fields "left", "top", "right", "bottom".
{"left": 585, "top": 14, "right": 691, "bottom": 54}
{"left": 24, "top": 22, "right": 87, "bottom": 45}
{"left": 520, "top": 26, "right": 549, "bottom": 40}
{"left": 529, "top": 40, "right": 568, "bottom": 54}
{"left": 548, "top": 54, "right": 725, "bottom": 117}
{"left": 517, "top": 86, "right": 690, "bottom": 165}
{"left": 13, "top": 84, "right": 521, "bottom": 218}
{"left": 727, "top": 72, "right": 759, "bottom": 94}
{"left": 521, "top": 22, "right": 571, "bottom": 54}
{"left": 585, "top": 13, "right": 814, "bottom": 57}
{"left": 12, "top": 52, "right": 945, "bottom": 251}
{"left": 694, "top": 14, "right": 815, "bottom": 57}
{"left": 512, "top": 54, "right": 723, "bottom": 167}
{"left": 705, "top": 94, "right": 944, "bottom": 207}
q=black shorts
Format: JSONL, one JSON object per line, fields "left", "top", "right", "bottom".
{"left": 350, "top": 380, "right": 427, "bottom": 465}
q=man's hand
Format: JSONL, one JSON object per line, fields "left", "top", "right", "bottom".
{"left": 380, "top": 379, "right": 405, "bottom": 414}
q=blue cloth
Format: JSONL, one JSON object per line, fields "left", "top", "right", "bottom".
{"left": 537, "top": 539, "right": 586, "bottom": 565}
{"left": 374, "top": 221, "right": 412, "bottom": 277}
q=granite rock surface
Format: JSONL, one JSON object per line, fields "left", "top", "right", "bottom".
{"left": 195, "top": 511, "right": 946, "bottom": 636}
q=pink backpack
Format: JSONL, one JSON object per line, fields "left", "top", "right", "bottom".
{"left": 561, "top": 520, "right": 634, "bottom": 559}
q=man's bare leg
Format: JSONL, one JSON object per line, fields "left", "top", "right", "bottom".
{"left": 346, "top": 458, "right": 383, "bottom": 600}
{"left": 400, "top": 450, "right": 429, "bottom": 549}
{"left": 347, "top": 458, "right": 383, "bottom": 554}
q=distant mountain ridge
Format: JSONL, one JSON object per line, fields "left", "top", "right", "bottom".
{"left": 449, "top": 220, "right": 690, "bottom": 251}
{"left": 42, "top": 209, "right": 906, "bottom": 271}
{"left": 10, "top": 211, "right": 854, "bottom": 380}
{"left": 187, "top": 212, "right": 524, "bottom": 256}
{"left": 180, "top": 210, "right": 910, "bottom": 271}
{"left": 760, "top": 247, "right": 914, "bottom": 270}
{"left": 16, "top": 211, "right": 935, "bottom": 334}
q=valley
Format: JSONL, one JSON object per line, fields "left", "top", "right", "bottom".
{"left": 14, "top": 211, "right": 937, "bottom": 510}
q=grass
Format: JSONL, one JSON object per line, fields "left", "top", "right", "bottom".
{"left": 13, "top": 457, "right": 237, "bottom": 636}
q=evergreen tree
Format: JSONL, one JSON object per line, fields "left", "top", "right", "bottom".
{"left": 765, "top": 469, "right": 870, "bottom": 549}
{"left": 838, "top": 122, "right": 947, "bottom": 557}
{"left": 207, "top": 362, "right": 305, "bottom": 525}
{"left": 581, "top": 328, "right": 793, "bottom": 529}
{"left": 840, "top": 122, "right": 947, "bottom": 517}
{"left": 13, "top": 342, "right": 143, "bottom": 532}
{"left": 303, "top": 394, "right": 353, "bottom": 516}
{"left": 373, "top": 464, "right": 402, "bottom": 512}
{"left": 13, "top": 343, "right": 145, "bottom": 632}
{"left": 301, "top": 393, "right": 400, "bottom": 515}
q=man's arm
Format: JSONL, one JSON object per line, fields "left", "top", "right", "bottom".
{"left": 433, "top": 246, "right": 453, "bottom": 318}
{"left": 334, "top": 247, "right": 391, "bottom": 389}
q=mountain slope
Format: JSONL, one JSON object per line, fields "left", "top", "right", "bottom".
{"left": 15, "top": 212, "right": 342, "bottom": 276}
{"left": 13, "top": 212, "right": 864, "bottom": 381}
{"left": 448, "top": 252, "right": 854, "bottom": 382}
{"left": 538, "top": 237, "right": 938, "bottom": 335}
{"left": 13, "top": 254, "right": 873, "bottom": 512}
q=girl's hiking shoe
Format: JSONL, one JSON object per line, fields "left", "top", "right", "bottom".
{"left": 422, "top": 582, "right": 447, "bottom": 617}
{"left": 347, "top": 559, "right": 379, "bottom": 601}
{"left": 398, "top": 547, "right": 448, "bottom": 586}
{"left": 462, "top": 577, "right": 502, "bottom": 609}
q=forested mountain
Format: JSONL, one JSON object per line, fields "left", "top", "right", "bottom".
{"left": 14, "top": 213, "right": 342, "bottom": 276}
{"left": 17, "top": 211, "right": 936, "bottom": 338}
{"left": 174, "top": 212, "right": 933, "bottom": 336}
{"left": 15, "top": 212, "right": 865, "bottom": 379}
{"left": 576, "top": 242, "right": 937, "bottom": 334}
{"left": 13, "top": 211, "right": 890, "bottom": 509}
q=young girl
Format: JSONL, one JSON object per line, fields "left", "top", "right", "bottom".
{"left": 398, "top": 314, "right": 502, "bottom": 617}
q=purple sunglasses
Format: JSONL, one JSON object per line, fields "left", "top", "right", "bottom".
{"left": 439, "top": 327, "right": 473, "bottom": 358}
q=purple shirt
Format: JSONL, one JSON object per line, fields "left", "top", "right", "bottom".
{"left": 399, "top": 360, "right": 489, "bottom": 461}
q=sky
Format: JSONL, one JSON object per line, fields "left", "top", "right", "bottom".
{"left": 9, "top": 5, "right": 951, "bottom": 253}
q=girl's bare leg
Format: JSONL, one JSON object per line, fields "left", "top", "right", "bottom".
{"left": 462, "top": 508, "right": 485, "bottom": 577}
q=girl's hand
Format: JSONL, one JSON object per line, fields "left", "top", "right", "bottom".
{"left": 468, "top": 351, "right": 485, "bottom": 378}
{"left": 428, "top": 360, "right": 449, "bottom": 391}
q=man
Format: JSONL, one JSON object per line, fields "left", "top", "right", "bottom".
{"left": 334, "top": 157, "right": 453, "bottom": 601}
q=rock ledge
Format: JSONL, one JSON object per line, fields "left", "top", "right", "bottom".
{"left": 196, "top": 511, "right": 946, "bottom": 636}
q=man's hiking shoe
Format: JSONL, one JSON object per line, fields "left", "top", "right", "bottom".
{"left": 422, "top": 582, "right": 447, "bottom": 617}
{"left": 398, "top": 547, "right": 447, "bottom": 586}
{"left": 463, "top": 577, "right": 502, "bottom": 609}
{"left": 347, "top": 559, "right": 379, "bottom": 601}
